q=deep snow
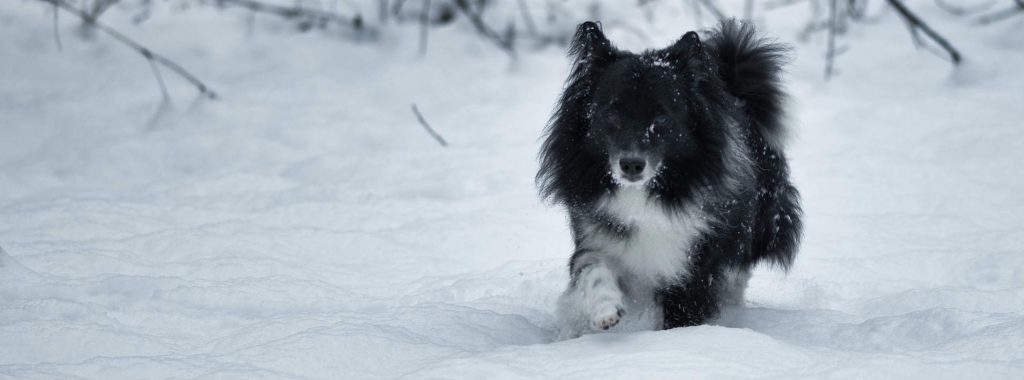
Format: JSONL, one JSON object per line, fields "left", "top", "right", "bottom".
{"left": 2, "top": 1, "right": 1023, "bottom": 379}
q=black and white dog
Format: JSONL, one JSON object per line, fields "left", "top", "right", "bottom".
{"left": 538, "top": 20, "right": 802, "bottom": 338}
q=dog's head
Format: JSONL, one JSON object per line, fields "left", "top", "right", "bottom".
{"left": 538, "top": 22, "right": 737, "bottom": 208}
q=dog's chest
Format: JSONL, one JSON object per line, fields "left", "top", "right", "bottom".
{"left": 598, "top": 188, "right": 708, "bottom": 285}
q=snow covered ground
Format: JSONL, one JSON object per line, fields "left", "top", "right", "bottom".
{"left": 2, "top": 1, "right": 1023, "bottom": 378}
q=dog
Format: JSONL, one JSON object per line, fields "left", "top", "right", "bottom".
{"left": 538, "top": 20, "right": 803, "bottom": 339}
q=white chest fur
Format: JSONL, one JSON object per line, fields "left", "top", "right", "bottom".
{"left": 597, "top": 187, "right": 709, "bottom": 286}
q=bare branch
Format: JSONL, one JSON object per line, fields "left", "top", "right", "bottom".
{"left": 147, "top": 59, "right": 170, "bottom": 101}
{"left": 411, "top": 104, "right": 448, "bottom": 147}
{"left": 37, "top": 0, "right": 217, "bottom": 99}
{"left": 825, "top": 0, "right": 839, "bottom": 79}
{"left": 87, "top": 0, "right": 120, "bottom": 21}
{"left": 391, "top": 0, "right": 409, "bottom": 17}
{"left": 887, "top": 0, "right": 962, "bottom": 64}
{"left": 516, "top": 0, "right": 538, "bottom": 36}
{"left": 454, "top": 0, "right": 514, "bottom": 54}
{"left": 216, "top": 0, "right": 367, "bottom": 32}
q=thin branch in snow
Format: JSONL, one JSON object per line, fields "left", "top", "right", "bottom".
{"left": 887, "top": 0, "right": 962, "bottom": 64}
{"left": 411, "top": 104, "right": 448, "bottom": 148}
{"left": 37, "top": 0, "right": 218, "bottom": 99}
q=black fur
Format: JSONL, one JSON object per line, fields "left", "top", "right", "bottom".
{"left": 540, "top": 20, "right": 803, "bottom": 330}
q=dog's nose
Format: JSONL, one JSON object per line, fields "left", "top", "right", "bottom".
{"left": 619, "top": 157, "right": 646, "bottom": 177}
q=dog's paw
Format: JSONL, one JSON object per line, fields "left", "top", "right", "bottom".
{"left": 590, "top": 302, "right": 625, "bottom": 331}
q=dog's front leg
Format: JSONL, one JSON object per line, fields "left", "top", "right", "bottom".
{"left": 557, "top": 249, "right": 625, "bottom": 338}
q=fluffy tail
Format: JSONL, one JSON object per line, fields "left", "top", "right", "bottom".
{"left": 706, "top": 19, "right": 790, "bottom": 149}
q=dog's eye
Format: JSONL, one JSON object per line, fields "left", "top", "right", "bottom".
{"left": 653, "top": 114, "right": 671, "bottom": 125}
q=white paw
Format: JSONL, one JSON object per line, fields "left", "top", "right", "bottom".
{"left": 590, "top": 301, "right": 625, "bottom": 331}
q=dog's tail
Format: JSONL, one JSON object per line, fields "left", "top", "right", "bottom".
{"left": 706, "top": 19, "right": 790, "bottom": 149}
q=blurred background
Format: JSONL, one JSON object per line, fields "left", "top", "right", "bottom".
{"left": 1, "top": 1, "right": 1023, "bottom": 379}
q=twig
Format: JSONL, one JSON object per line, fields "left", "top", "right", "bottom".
{"left": 147, "top": 59, "right": 170, "bottom": 101}
{"left": 516, "top": 0, "right": 538, "bottom": 36}
{"left": 411, "top": 104, "right": 448, "bottom": 147}
{"left": 391, "top": 0, "right": 409, "bottom": 17}
{"left": 976, "top": 0, "right": 1024, "bottom": 24}
{"left": 454, "top": 0, "right": 514, "bottom": 54}
{"left": 846, "top": 0, "right": 889, "bottom": 24}
{"left": 846, "top": 0, "right": 868, "bottom": 19}
{"left": 81, "top": 0, "right": 119, "bottom": 26}
{"left": 419, "top": 0, "right": 430, "bottom": 56}
{"left": 825, "top": 0, "right": 839, "bottom": 79}
{"left": 216, "top": 0, "right": 366, "bottom": 31}
{"left": 887, "top": 0, "right": 962, "bottom": 64}
{"left": 38, "top": 0, "right": 217, "bottom": 99}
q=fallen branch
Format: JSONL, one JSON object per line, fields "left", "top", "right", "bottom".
{"left": 38, "top": 0, "right": 217, "bottom": 99}
{"left": 886, "top": 0, "right": 962, "bottom": 64}
{"left": 411, "top": 104, "right": 448, "bottom": 147}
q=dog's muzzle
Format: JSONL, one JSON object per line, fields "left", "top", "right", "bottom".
{"left": 610, "top": 154, "right": 658, "bottom": 187}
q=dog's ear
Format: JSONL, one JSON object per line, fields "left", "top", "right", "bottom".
{"left": 667, "top": 31, "right": 705, "bottom": 63}
{"left": 569, "top": 21, "right": 615, "bottom": 67}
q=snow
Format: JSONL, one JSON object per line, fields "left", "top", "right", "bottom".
{"left": 2, "top": 1, "right": 1024, "bottom": 378}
